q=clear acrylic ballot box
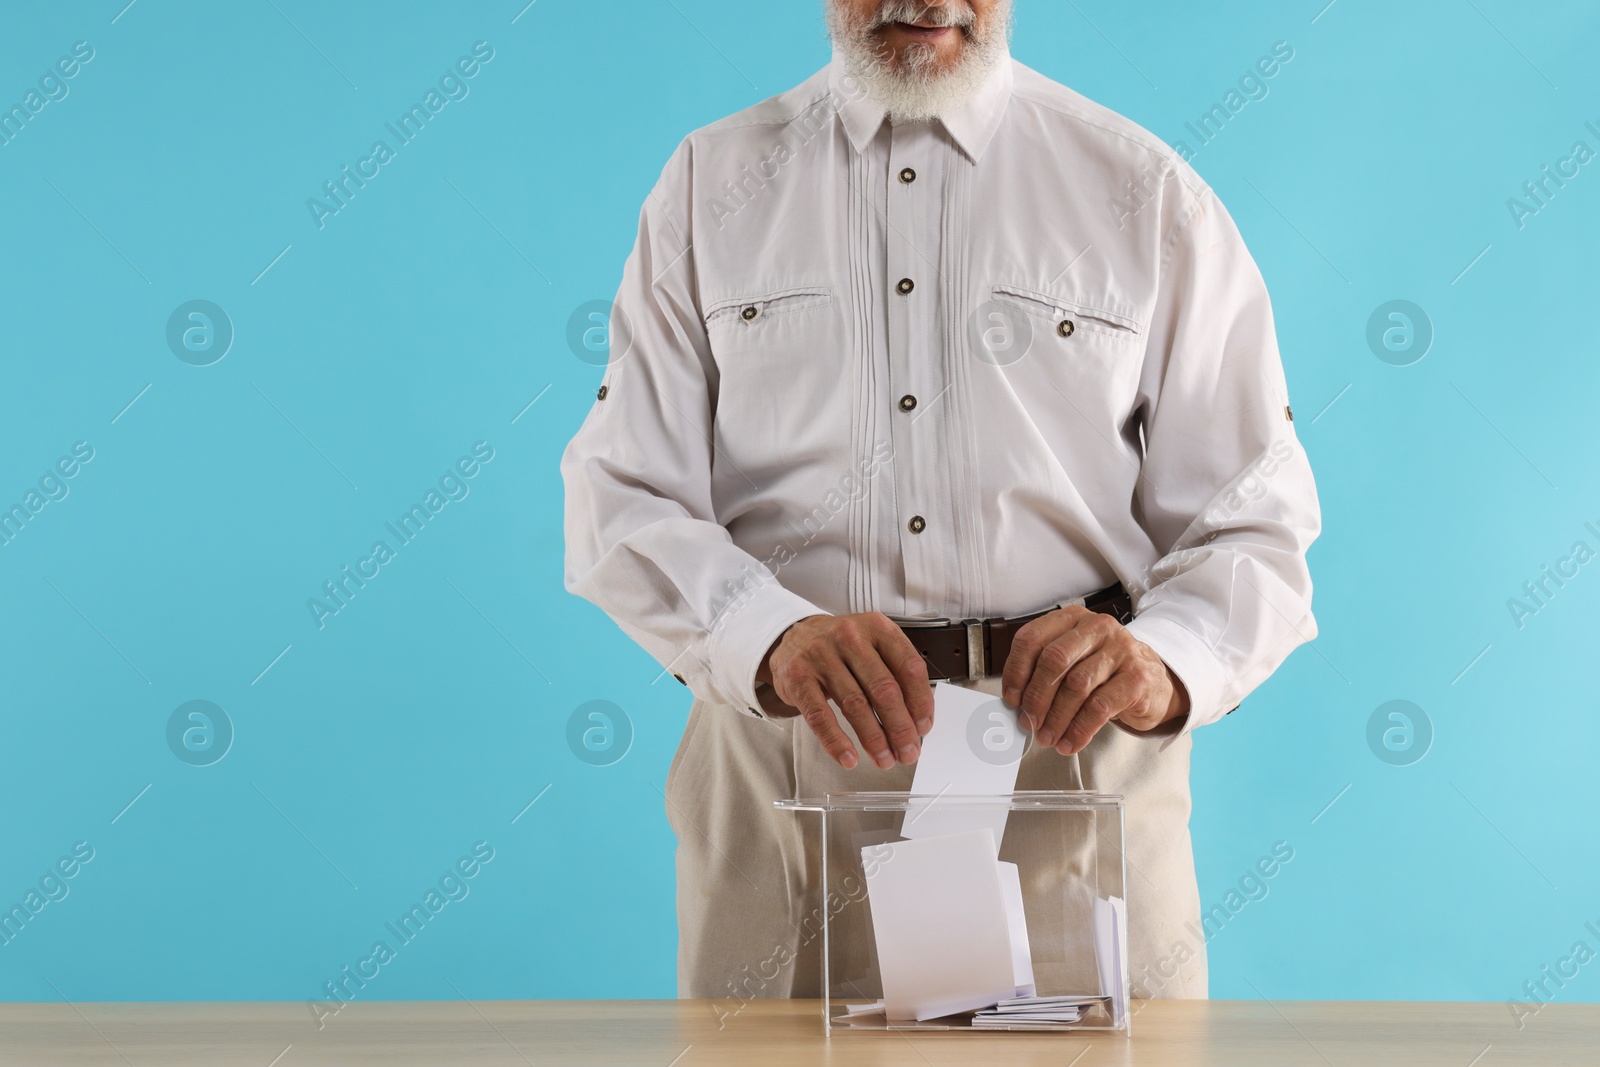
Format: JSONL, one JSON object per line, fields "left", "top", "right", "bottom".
{"left": 774, "top": 791, "right": 1130, "bottom": 1036}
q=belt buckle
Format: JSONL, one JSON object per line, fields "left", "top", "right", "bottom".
{"left": 889, "top": 615, "right": 986, "bottom": 681}
{"left": 960, "top": 618, "right": 985, "bottom": 681}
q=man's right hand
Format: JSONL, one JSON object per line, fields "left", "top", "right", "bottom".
{"left": 756, "top": 613, "right": 933, "bottom": 771}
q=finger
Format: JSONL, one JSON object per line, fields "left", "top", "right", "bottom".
{"left": 1036, "top": 649, "right": 1119, "bottom": 747}
{"left": 839, "top": 642, "right": 921, "bottom": 765}
{"left": 823, "top": 656, "right": 896, "bottom": 770}
{"left": 1056, "top": 671, "right": 1143, "bottom": 755}
{"left": 999, "top": 611, "right": 1078, "bottom": 713}
{"left": 792, "top": 677, "right": 858, "bottom": 769}
{"left": 1019, "top": 620, "right": 1109, "bottom": 733}
{"left": 875, "top": 624, "right": 934, "bottom": 737}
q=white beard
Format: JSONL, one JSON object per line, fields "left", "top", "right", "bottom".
{"left": 827, "top": 0, "right": 1012, "bottom": 122}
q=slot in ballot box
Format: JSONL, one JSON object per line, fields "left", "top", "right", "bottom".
{"left": 774, "top": 791, "right": 1130, "bottom": 1036}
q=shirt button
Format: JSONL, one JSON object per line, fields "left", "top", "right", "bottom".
{"left": 1057, "top": 319, "right": 1075, "bottom": 338}
{"left": 899, "top": 167, "right": 917, "bottom": 184}
{"left": 908, "top": 515, "right": 926, "bottom": 534}
{"left": 896, "top": 278, "right": 915, "bottom": 295}
{"left": 898, "top": 394, "right": 917, "bottom": 412}
{"left": 596, "top": 385, "right": 608, "bottom": 401}
{"left": 741, "top": 305, "right": 759, "bottom": 321}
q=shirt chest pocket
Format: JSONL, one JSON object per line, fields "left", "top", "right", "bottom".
{"left": 981, "top": 283, "right": 1146, "bottom": 423}
{"left": 701, "top": 284, "right": 847, "bottom": 459}
{"left": 987, "top": 283, "right": 1143, "bottom": 349}
{"left": 703, "top": 286, "right": 835, "bottom": 337}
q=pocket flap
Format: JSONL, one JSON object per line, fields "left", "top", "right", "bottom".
{"left": 704, "top": 286, "right": 833, "bottom": 326}
{"left": 991, "top": 284, "right": 1141, "bottom": 335}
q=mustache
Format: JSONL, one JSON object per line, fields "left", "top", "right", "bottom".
{"left": 870, "top": 1, "right": 976, "bottom": 30}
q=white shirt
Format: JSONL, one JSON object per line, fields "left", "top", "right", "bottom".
{"left": 562, "top": 50, "right": 1321, "bottom": 736}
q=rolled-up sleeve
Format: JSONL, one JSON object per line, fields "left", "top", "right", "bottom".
{"left": 1122, "top": 176, "right": 1322, "bottom": 737}
{"left": 561, "top": 142, "right": 827, "bottom": 719}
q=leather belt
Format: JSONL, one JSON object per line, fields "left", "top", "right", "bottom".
{"left": 892, "top": 582, "right": 1134, "bottom": 682}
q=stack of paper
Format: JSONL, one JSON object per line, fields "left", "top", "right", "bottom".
{"left": 971, "top": 994, "right": 1111, "bottom": 1028}
{"left": 838, "top": 993, "right": 1115, "bottom": 1030}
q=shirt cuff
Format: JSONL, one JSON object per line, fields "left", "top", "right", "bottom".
{"left": 1122, "top": 612, "right": 1230, "bottom": 744}
{"left": 705, "top": 582, "right": 828, "bottom": 719}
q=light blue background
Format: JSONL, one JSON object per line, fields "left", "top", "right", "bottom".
{"left": 1, "top": 0, "right": 1596, "bottom": 1010}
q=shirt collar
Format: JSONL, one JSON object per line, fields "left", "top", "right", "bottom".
{"left": 827, "top": 47, "right": 1014, "bottom": 163}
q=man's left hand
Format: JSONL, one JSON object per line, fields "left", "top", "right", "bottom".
{"left": 1000, "top": 605, "right": 1189, "bottom": 754}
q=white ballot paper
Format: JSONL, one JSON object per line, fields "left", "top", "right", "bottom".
{"left": 862, "top": 829, "right": 1019, "bottom": 1021}
{"left": 902, "top": 681, "right": 1027, "bottom": 844}
{"left": 996, "top": 860, "right": 1036, "bottom": 998}
{"left": 1093, "top": 894, "right": 1129, "bottom": 1026}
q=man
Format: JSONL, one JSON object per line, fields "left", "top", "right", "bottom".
{"left": 563, "top": 0, "right": 1320, "bottom": 1003}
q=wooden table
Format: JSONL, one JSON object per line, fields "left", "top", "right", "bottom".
{"left": 0, "top": 998, "right": 1593, "bottom": 1065}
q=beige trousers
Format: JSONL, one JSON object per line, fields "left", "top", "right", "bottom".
{"left": 664, "top": 675, "right": 1208, "bottom": 1004}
